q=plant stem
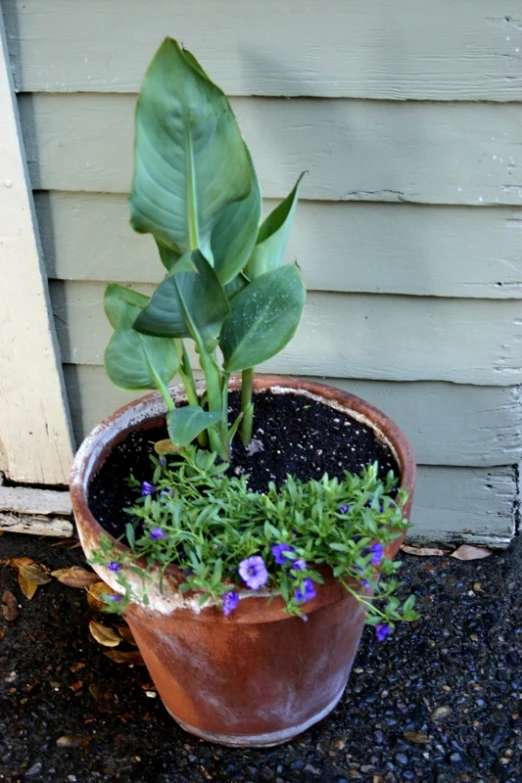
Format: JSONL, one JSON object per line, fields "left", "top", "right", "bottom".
{"left": 199, "top": 350, "right": 228, "bottom": 459}
{"left": 152, "top": 370, "right": 175, "bottom": 412}
{"left": 175, "top": 339, "right": 209, "bottom": 449}
{"left": 240, "top": 367, "right": 255, "bottom": 447}
{"left": 221, "top": 372, "right": 230, "bottom": 446}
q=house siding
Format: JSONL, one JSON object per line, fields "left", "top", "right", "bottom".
{"left": 4, "top": 0, "right": 522, "bottom": 542}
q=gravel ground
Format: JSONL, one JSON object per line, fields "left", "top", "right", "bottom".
{"left": 1, "top": 531, "right": 521, "bottom": 783}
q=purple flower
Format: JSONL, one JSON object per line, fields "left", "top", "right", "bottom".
{"left": 108, "top": 561, "right": 121, "bottom": 572}
{"left": 365, "top": 542, "right": 384, "bottom": 565}
{"left": 160, "top": 489, "right": 171, "bottom": 497}
{"left": 339, "top": 504, "right": 350, "bottom": 514}
{"left": 375, "top": 623, "right": 392, "bottom": 642}
{"left": 238, "top": 556, "right": 269, "bottom": 590}
{"left": 106, "top": 594, "right": 122, "bottom": 603}
{"left": 292, "top": 559, "right": 307, "bottom": 572}
{"left": 295, "top": 578, "right": 317, "bottom": 604}
{"left": 149, "top": 527, "right": 167, "bottom": 540}
{"left": 141, "top": 481, "right": 156, "bottom": 496}
{"left": 271, "top": 543, "right": 296, "bottom": 565}
{"left": 222, "top": 592, "right": 240, "bottom": 616}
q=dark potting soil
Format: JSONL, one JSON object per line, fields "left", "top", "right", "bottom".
{"left": 88, "top": 390, "right": 399, "bottom": 541}
{"left": 1, "top": 530, "right": 522, "bottom": 783}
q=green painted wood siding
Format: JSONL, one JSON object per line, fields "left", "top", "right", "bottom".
{"left": 4, "top": 0, "right": 521, "bottom": 543}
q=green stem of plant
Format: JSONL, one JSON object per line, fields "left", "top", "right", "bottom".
{"left": 240, "top": 367, "right": 255, "bottom": 447}
{"left": 221, "top": 372, "right": 230, "bottom": 445}
{"left": 175, "top": 339, "right": 209, "bottom": 449}
{"left": 199, "top": 349, "right": 228, "bottom": 459}
{"left": 153, "top": 371, "right": 175, "bottom": 412}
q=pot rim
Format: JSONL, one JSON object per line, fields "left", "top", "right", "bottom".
{"left": 70, "top": 374, "right": 416, "bottom": 617}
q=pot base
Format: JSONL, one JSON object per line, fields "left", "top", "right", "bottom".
{"left": 165, "top": 685, "right": 346, "bottom": 747}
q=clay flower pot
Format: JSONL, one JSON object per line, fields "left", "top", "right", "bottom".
{"left": 70, "top": 375, "right": 415, "bottom": 747}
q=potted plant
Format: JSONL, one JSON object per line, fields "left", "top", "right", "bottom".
{"left": 70, "top": 38, "right": 417, "bottom": 747}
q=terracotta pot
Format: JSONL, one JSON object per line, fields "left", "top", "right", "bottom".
{"left": 70, "top": 375, "right": 415, "bottom": 747}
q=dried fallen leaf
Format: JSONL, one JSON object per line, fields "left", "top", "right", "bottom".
{"left": 450, "top": 545, "right": 493, "bottom": 561}
{"left": 89, "top": 620, "right": 122, "bottom": 648}
{"left": 56, "top": 735, "right": 89, "bottom": 749}
{"left": 431, "top": 705, "right": 453, "bottom": 721}
{"left": 154, "top": 438, "right": 180, "bottom": 455}
{"left": 103, "top": 650, "right": 145, "bottom": 665}
{"left": 86, "top": 581, "right": 113, "bottom": 612}
{"left": 401, "top": 545, "right": 449, "bottom": 557}
{"left": 69, "top": 662, "right": 86, "bottom": 674}
{"left": 52, "top": 566, "right": 101, "bottom": 588}
{"left": 116, "top": 626, "right": 137, "bottom": 646}
{"left": 69, "top": 680, "right": 84, "bottom": 692}
{"left": 18, "top": 562, "right": 52, "bottom": 585}
{"left": 473, "top": 582, "right": 485, "bottom": 592}
{"left": 403, "top": 730, "right": 432, "bottom": 744}
{"left": 1, "top": 590, "right": 18, "bottom": 621}
{"left": 18, "top": 573, "right": 39, "bottom": 600}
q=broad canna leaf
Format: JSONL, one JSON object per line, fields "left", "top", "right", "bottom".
{"left": 129, "top": 38, "right": 253, "bottom": 262}
{"left": 104, "top": 283, "right": 150, "bottom": 330}
{"left": 210, "top": 148, "right": 261, "bottom": 285}
{"left": 133, "top": 250, "right": 230, "bottom": 353}
{"left": 104, "top": 288, "right": 178, "bottom": 391}
{"left": 245, "top": 173, "right": 304, "bottom": 280}
{"left": 220, "top": 264, "right": 306, "bottom": 372}
{"left": 167, "top": 406, "right": 222, "bottom": 447}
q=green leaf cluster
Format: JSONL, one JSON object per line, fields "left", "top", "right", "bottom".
{"left": 104, "top": 39, "right": 306, "bottom": 456}
{"left": 90, "top": 450, "right": 419, "bottom": 631}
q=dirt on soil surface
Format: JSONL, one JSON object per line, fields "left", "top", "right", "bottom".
{"left": 1, "top": 531, "right": 521, "bottom": 783}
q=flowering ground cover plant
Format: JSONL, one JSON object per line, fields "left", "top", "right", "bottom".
{"left": 91, "top": 448, "right": 418, "bottom": 638}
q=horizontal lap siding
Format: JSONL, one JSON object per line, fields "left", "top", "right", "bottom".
{"left": 7, "top": 0, "right": 521, "bottom": 542}
{"left": 19, "top": 95, "right": 522, "bottom": 206}
{"left": 50, "top": 281, "right": 522, "bottom": 386}
{"left": 65, "top": 366, "right": 522, "bottom": 468}
{"left": 35, "top": 193, "right": 522, "bottom": 299}
{"left": 4, "top": 0, "right": 522, "bottom": 99}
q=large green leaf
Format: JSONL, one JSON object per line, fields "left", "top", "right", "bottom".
{"left": 210, "top": 147, "right": 261, "bottom": 285}
{"left": 245, "top": 173, "right": 304, "bottom": 280}
{"left": 133, "top": 250, "right": 230, "bottom": 352}
{"left": 104, "top": 283, "right": 150, "bottom": 330}
{"left": 167, "top": 406, "right": 222, "bottom": 447}
{"left": 220, "top": 264, "right": 306, "bottom": 372}
{"left": 104, "top": 295, "right": 178, "bottom": 392}
{"left": 129, "top": 38, "right": 253, "bottom": 262}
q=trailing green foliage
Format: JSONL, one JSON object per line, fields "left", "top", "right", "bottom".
{"left": 104, "top": 39, "right": 305, "bottom": 455}
{"left": 90, "top": 449, "right": 418, "bottom": 631}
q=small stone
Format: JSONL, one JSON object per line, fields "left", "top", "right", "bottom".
{"left": 395, "top": 753, "right": 409, "bottom": 765}
{"left": 25, "top": 763, "right": 42, "bottom": 778}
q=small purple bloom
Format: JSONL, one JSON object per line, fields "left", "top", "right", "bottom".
{"left": 149, "top": 527, "right": 167, "bottom": 540}
{"left": 238, "top": 556, "right": 269, "bottom": 590}
{"left": 379, "top": 504, "right": 384, "bottom": 513}
{"left": 222, "top": 591, "right": 240, "bottom": 616}
{"left": 108, "top": 561, "right": 121, "bottom": 572}
{"left": 107, "top": 594, "right": 122, "bottom": 603}
{"left": 339, "top": 504, "right": 350, "bottom": 514}
{"left": 271, "top": 543, "right": 296, "bottom": 565}
{"left": 295, "top": 578, "right": 317, "bottom": 604}
{"left": 160, "top": 489, "right": 171, "bottom": 497}
{"left": 375, "top": 623, "right": 392, "bottom": 642}
{"left": 141, "top": 481, "right": 156, "bottom": 496}
{"left": 292, "top": 559, "right": 307, "bottom": 572}
{"left": 363, "top": 542, "right": 384, "bottom": 565}
{"left": 159, "top": 457, "right": 166, "bottom": 467}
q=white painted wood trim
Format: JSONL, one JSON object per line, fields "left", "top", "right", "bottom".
{"left": 0, "top": 15, "right": 74, "bottom": 484}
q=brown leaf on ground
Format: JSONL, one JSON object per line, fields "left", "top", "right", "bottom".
{"left": 18, "top": 573, "right": 39, "bottom": 600}
{"left": 51, "top": 566, "right": 101, "bottom": 588}
{"left": 450, "top": 544, "right": 493, "bottom": 561}
{"left": 69, "top": 680, "right": 84, "bottom": 692}
{"left": 56, "top": 735, "right": 89, "bottom": 749}
{"left": 18, "top": 562, "right": 52, "bottom": 586}
{"left": 116, "top": 626, "right": 138, "bottom": 646}
{"left": 103, "top": 650, "right": 145, "bottom": 665}
{"left": 1, "top": 590, "right": 19, "bottom": 621}
{"left": 154, "top": 438, "right": 180, "bottom": 455}
{"left": 403, "top": 730, "right": 432, "bottom": 744}
{"left": 89, "top": 620, "right": 122, "bottom": 648}
{"left": 401, "top": 545, "right": 449, "bottom": 557}
{"left": 86, "top": 581, "right": 114, "bottom": 612}
{"left": 69, "top": 662, "right": 86, "bottom": 673}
